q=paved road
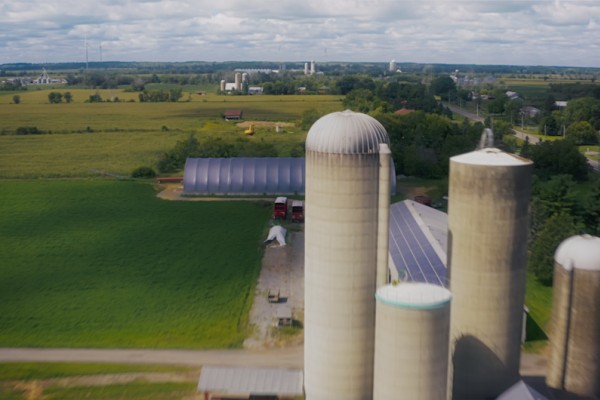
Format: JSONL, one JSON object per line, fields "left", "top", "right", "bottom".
{"left": 446, "top": 103, "right": 599, "bottom": 173}
{"left": 445, "top": 103, "right": 484, "bottom": 123}
{"left": 0, "top": 347, "right": 304, "bottom": 368}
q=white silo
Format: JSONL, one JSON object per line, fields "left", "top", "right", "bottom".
{"left": 448, "top": 148, "right": 533, "bottom": 399}
{"left": 546, "top": 234, "right": 600, "bottom": 399}
{"left": 219, "top": 80, "right": 226, "bottom": 92}
{"left": 389, "top": 59, "right": 397, "bottom": 72}
{"left": 304, "top": 62, "right": 309, "bottom": 75}
{"left": 242, "top": 72, "right": 249, "bottom": 82}
{"left": 234, "top": 72, "right": 242, "bottom": 91}
{"left": 304, "top": 110, "right": 390, "bottom": 400}
{"left": 310, "top": 60, "right": 316, "bottom": 75}
{"left": 373, "top": 283, "right": 451, "bottom": 400}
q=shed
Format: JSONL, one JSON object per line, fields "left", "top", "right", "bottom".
{"left": 224, "top": 110, "right": 243, "bottom": 120}
{"left": 277, "top": 306, "right": 293, "bottom": 327}
{"left": 198, "top": 366, "right": 303, "bottom": 400}
{"left": 183, "top": 157, "right": 396, "bottom": 196}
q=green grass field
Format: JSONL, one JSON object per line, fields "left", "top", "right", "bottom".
{"left": 0, "top": 90, "right": 343, "bottom": 178}
{"left": 0, "top": 180, "right": 272, "bottom": 348}
{"left": 0, "top": 90, "right": 343, "bottom": 132}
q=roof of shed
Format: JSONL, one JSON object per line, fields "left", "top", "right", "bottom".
{"left": 198, "top": 366, "right": 303, "bottom": 396}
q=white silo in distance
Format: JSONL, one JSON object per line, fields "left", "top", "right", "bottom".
{"left": 448, "top": 148, "right": 533, "bottom": 399}
{"left": 546, "top": 234, "right": 600, "bottom": 399}
{"left": 234, "top": 72, "right": 242, "bottom": 91}
{"left": 219, "top": 80, "right": 226, "bottom": 92}
{"left": 373, "top": 283, "right": 451, "bottom": 400}
{"left": 304, "top": 110, "right": 390, "bottom": 400}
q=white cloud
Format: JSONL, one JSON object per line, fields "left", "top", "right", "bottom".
{"left": 1, "top": 0, "right": 600, "bottom": 66}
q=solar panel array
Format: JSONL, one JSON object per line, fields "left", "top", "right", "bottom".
{"left": 389, "top": 201, "right": 447, "bottom": 286}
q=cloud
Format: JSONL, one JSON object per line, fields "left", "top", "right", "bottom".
{"left": 1, "top": 0, "right": 600, "bottom": 66}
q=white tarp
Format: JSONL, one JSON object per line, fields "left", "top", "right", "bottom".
{"left": 265, "top": 225, "right": 287, "bottom": 246}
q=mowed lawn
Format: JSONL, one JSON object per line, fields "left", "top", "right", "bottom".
{"left": 0, "top": 180, "right": 272, "bottom": 348}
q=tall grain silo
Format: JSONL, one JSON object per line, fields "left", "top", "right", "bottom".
{"left": 234, "top": 72, "right": 242, "bottom": 91}
{"left": 304, "top": 110, "right": 389, "bottom": 400}
{"left": 219, "top": 80, "right": 226, "bottom": 92}
{"left": 546, "top": 234, "right": 600, "bottom": 399}
{"left": 448, "top": 148, "right": 533, "bottom": 399}
{"left": 242, "top": 72, "right": 249, "bottom": 82}
{"left": 373, "top": 282, "right": 451, "bottom": 400}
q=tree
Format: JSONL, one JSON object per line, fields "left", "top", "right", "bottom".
{"left": 300, "top": 108, "right": 321, "bottom": 130}
{"left": 530, "top": 139, "right": 589, "bottom": 181}
{"left": 88, "top": 92, "right": 103, "bottom": 103}
{"left": 12, "top": 95, "right": 20, "bottom": 104}
{"left": 429, "top": 76, "right": 456, "bottom": 101}
{"left": 539, "top": 113, "right": 560, "bottom": 136}
{"left": 566, "top": 121, "right": 599, "bottom": 145}
{"left": 562, "top": 97, "right": 600, "bottom": 129}
{"left": 48, "top": 92, "right": 63, "bottom": 104}
{"left": 63, "top": 92, "right": 73, "bottom": 103}
{"left": 529, "top": 212, "right": 579, "bottom": 285}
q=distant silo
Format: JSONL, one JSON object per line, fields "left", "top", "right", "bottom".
{"left": 304, "top": 62, "right": 309, "bottom": 75}
{"left": 234, "top": 72, "right": 242, "bottom": 91}
{"left": 310, "top": 60, "right": 316, "bottom": 75}
{"left": 546, "top": 234, "right": 600, "bottom": 399}
{"left": 373, "top": 283, "right": 451, "bottom": 400}
{"left": 242, "top": 72, "right": 249, "bottom": 82}
{"left": 219, "top": 80, "right": 226, "bottom": 92}
{"left": 389, "top": 59, "right": 397, "bottom": 72}
{"left": 448, "top": 148, "right": 533, "bottom": 399}
{"left": 304, "top": 110, "right": 389, "bottom": 400}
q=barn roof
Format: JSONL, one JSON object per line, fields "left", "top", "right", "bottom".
{"left": 183, "top": 157, "right": 397, "bottom": 195}
{"left": 198, "top": 366, "right": 303, "bottom": 397}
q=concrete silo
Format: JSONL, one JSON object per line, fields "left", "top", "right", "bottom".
{"left": 304, "top": 110, "right": 390, "bottom": 400}
{"left": 546, "top": 234, "right": 600, "bottom": 399}
{"left": 373, "top": 282, "right": 451, "bottom": 400}
{"left": 234, "top": 72, "right": 242, "bottom": 91}
{"left": 448, "top": 148, "right": 533, "bottom": 399}
{"left": 219, "top": 80, "right": 226, "bottom": 92}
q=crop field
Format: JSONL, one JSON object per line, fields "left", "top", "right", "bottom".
{"left": 0, "top": 90, "right": 342, "bottom": 177}
{"left": 0, "top": 90, "right": 343, "bottom": 132}
{"left": 0, "top": 180, "right": 272, "bottom": 349}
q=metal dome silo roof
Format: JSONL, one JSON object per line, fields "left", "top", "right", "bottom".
{"left": 305, "top": 110, "right": 390, "bottom": 154}
{"left": 555, "top": 234, "right": 600, "bottom": 271}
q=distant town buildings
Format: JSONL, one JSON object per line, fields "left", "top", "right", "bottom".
{"left": 2, "top": 68, "right": 67, "bottom": 86}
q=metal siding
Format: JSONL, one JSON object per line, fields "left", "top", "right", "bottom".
{"left": 230, "top": 158, "right": 244, "bottom": 193}
{"left": 197, "top": 158, "right": 210, "bottom": 193}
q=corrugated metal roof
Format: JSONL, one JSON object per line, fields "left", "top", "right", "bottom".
{"left": 197, "top": 366, "right": 303, "bottom": 396}
{"left": 183, "top": 157, "right": 397, "bottom": 195}
{"left": 305, "top": 110, "right": 390, "bottom": 154}
{"left": 388, "top": 200, "right": 448, "bottom": 286}
{"left": 183, "top": 157, "right": 305, "bottom": 195}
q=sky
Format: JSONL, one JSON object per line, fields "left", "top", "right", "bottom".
{"left": 1, "top": 0, "right": 600, "bottom": 67}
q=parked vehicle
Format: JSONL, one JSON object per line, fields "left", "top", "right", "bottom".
{"left": 273, "top": 197, "right": 288, "bottom": 219}
{"left": 291, "top": 200, "right": 304, "bottom": 223}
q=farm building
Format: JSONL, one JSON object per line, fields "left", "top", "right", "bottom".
{"left": 183, "top": 157, "right": 396, "bottom": 195}
{"left": 198, "top": 366, "right": 303, "bottom": 400}
{"left": 223, "top": 110, "right": 243, "bottom": 120}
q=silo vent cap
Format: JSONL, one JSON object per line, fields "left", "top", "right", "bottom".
{"left": 555, "top": 234, "right": 600, "bottom": 271}
{"left": 305, "top": 110, "right": 390, "bottom": 154}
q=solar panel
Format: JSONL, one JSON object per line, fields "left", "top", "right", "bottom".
{"left": 389, "top": 201, "right": 447, "bottom": 287}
